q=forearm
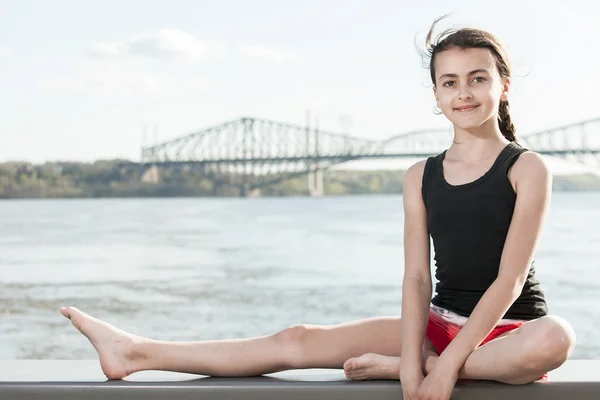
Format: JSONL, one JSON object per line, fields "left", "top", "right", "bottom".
{"left": 436, "top": 277, "right": 521, "bottom": 371}
{"left": 401, "top": 276, "right": 432, "bottom": 369}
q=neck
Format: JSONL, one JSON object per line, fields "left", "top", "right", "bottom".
{"left": 448, "top": 118, "right": 509, "bottom": 162}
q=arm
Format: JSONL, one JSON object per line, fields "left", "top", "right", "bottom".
{"left": 434, "top": 152, "right": 552, "bottom": 373}
{"left": 401, "top": 160, "right": 433, "bottom": 372}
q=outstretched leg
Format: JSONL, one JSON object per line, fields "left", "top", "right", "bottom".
{"left": 60, "top": 306, "right": 410, "bottom": 379}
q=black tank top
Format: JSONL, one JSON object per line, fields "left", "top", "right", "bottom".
{"left": 421, "top": 142, "right": 548, "bottom": 320}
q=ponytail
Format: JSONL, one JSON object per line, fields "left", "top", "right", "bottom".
{"left": 498, "top": 100, "right": 516, "bottom": 142}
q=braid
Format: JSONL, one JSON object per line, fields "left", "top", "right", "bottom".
{"left": 498, "top": 100, "right": 516, "bottom": 142}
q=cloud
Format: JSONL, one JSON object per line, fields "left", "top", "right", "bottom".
{"left": 88, "top": 42, "right": 125, "bottom": 59}
{"left": 49, "top": 61, "right": 208, "bottom": 96}
{"left": 0, "top": 45, "right": 12, "bottom": 57}
{"left": 241, "top": 46, "right": 301, "bottom": 63}
{"left": 88, "top": 29, "right": 227, "bottom": 63}
{"left": 53, "top": 29, "right": 218, "bottom": 96}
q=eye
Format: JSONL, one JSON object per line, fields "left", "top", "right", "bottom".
{"left": 442, "top": 80, "right": 455, "bottom": 87}
{"left": 473, "top": 76, "right": 486, "bottom": 83}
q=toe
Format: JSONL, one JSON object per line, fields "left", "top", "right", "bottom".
{"left": 344, "top": 359, "right": 355, "bottom": 372}
{"left": 66, "top": 307, "right": 86, "bottom": 322}
{"left": 60, "top": 307, "right": 73, "bottom": 319}
{"left": 348, "top": 370, "right": 366, "bottom": 381}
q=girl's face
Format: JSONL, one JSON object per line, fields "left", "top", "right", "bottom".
{"left": 433, "top": 47, "right": 510, "bottom": 132}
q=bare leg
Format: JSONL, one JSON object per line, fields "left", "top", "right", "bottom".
{"left": 347, "top": 315, "right": 576, "bottom": 384}
{"left": 425, "top": 315, "right": 576, "bottom": 384}
{"left": 60, "top": 306, "right": 407, "bottom": 379}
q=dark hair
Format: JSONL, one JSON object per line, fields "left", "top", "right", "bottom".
{"left": 422, "top": 15, "right": 516, "bottom": 142}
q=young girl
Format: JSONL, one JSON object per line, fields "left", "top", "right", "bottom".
{"left": 60, "top": 16, "right": 576, "bottom": 400}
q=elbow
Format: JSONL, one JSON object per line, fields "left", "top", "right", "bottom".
{"left": 403, "top": 275, "right": 432, "bottom": 295}
{"left": 495, "top": 274, "right": 527, "bottom": 300}
{"left": 404, "top": 274, "right": 431, "bottom": 287}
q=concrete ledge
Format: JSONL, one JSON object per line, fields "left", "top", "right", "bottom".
{"left": 1, "top": 360, "right": 599, "bottom": 400}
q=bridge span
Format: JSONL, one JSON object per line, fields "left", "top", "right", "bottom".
{"left": 123, "top": 116, "right": 600, "bottom": 196}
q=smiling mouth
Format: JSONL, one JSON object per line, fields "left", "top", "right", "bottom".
{"left": 455, "top": 105, "right": 479, "bottom": 112}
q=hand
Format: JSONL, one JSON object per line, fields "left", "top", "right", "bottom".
{"left": 399, "top": 368, "right": 424, "bottom": 400}
{"left": 416, "top": 367, "right": 458, "bottom": 400}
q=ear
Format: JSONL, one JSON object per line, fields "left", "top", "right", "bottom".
{"left": 500, "top": 77, "right": 510, "bottom": 101}
{"left": 433, "top": 86, "right": 439, "bottom": 104}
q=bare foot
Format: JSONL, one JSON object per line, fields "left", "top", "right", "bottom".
{"left": 60, "top": 306, "right": 143, "bottom": 380}
{"left": 343, "top": 353, "right": 400, "bottom": 381}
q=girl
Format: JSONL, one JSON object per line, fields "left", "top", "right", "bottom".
{"left": 60, "top": 16, "right": 576, "bottom": 400}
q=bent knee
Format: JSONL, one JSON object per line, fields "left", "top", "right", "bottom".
{"left": 523, "top": 316, "right": 576, "bottom": 371}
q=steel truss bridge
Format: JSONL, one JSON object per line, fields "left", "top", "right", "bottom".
{"left": 127, "top": 116, "right": 600, "bottom": 196}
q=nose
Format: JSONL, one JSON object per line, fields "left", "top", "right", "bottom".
{"left": 457, "top": 85, "right": 473, "bottom": 101}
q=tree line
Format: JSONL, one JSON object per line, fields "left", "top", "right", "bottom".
{"left": 1, "top": 160, "right": 599, "bottom": 198}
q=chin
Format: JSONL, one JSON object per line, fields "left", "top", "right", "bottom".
{"left": 452, "top": 120, "right": 485, "bottom": 131}
{"left": 447, "top": 112, "right": 494, "bottom": 131}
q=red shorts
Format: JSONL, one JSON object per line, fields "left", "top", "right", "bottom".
{"left": 426, "top": 307, "right": 549, "bottom": 381}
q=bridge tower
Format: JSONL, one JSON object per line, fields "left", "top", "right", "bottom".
{"left": 306, "top": 112, "right": 324, "bottom": 197}
{"left": 140, "top": 164, "right": 160, "bottom": 183}
{"left": 308, "top": 168, "right": 324, "bottom": 197}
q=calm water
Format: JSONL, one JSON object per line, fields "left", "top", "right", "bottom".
{"left": 1, "top": 193, "right": 599, "bottom": 360}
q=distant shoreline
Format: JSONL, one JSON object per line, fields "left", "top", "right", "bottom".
{"left": 1, "top": 160, "right": 599, "bottom": 198}
{"left": 1, "top": 190, "right": 599, "bottom": 201}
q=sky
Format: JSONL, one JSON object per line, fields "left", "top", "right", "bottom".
{"left": 1, "top": 0, "right": 599, "bottom": 173}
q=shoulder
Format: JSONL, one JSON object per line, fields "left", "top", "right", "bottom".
{"left": 403, "top": 159, "right": 430, "bottom": 214}
{"left": 404, "top": 158, "right": 431, "bottom": 190}
{"left": 511, "top": 150, "right": 552, "bottom": 192}
{"left": 405, "top": 159, "right": 428, "bottom": 181}
{"left": 512, "top": 150, "right": 551, "bottom": 180}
